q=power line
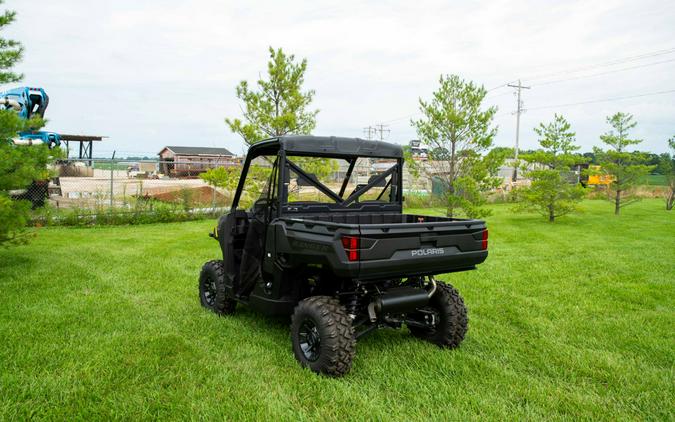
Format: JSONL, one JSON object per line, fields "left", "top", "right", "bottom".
{"left": 380, "top": 87, "right": 675, "bottom": 130}
{"left": 485, "top": 57, "right": 674, "bottom": 102}
{"left": 485, "top": 90, "right": 514, "bottom": 100}
{"left": 531, "top": 57, "right": 675, "bottom": 87}
{"left": 373, "top": 47, "right": 675, "bottom": 133}
{"left": 487, "top": 82, "right": 510, "bottom": 92}
{"left": 526, "top": 88, "right": 675, "bottom": 111}
{"left": 380, "top": 113, "right": 417, "bottom": 124}
{"left": 363, "top": 126, "right": 377, "bottom": 140}
{"left": 522, "top": 47, "right": 675, "bottom": 83}
{"left": 364, "top": 124, "right": 391, "bottom": 140}
{"left": 374, "top": 123, "right": 390, "bottom": 140}
{"left": 486, "top": 46, "right": 675, "bottom": 93}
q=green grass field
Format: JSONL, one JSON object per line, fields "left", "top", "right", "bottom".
{"left": 640, "top": 174, "right": 669, "bottom": 186}
{"left": 1, "top": 200, "right": 673, "bottom": 420}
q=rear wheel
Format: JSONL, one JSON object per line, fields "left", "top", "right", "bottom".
{"left": 199, "top": 260, "right": 236, "bottom": 315}
{"left": 408, "top": 281, "right": 467, "bottom": 348}
{"left": 290, "top": 296, "right": 356, "bottom": 377}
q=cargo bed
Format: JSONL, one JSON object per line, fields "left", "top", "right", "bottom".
{"left": 276, "top": 213, "right": 488, "bottom": 281}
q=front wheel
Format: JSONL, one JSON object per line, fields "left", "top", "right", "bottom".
{"left": 199, "top": 260, "right": 236, "bottom": 315}
{"left": 290, "top": 296, "right": 356, "bottom": 377}
{"left": 408, "top": 281, "right": 468, "bottom": 348}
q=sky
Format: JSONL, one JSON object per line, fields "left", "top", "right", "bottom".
{"left": 5, "top": 0, "right": 675, "bottom": 157}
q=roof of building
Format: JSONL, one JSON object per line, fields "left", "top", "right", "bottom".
{"left": 248, "top": 136, "right": 403, "bottom": 158}
{"left": 160, "top": 146, "right": 234, "bottom": 156}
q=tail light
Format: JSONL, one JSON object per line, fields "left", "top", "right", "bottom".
{"left": 341, "top": 236, "right": 360, "bottom": 262}
{"left": 481, "top": 229, "right": 488, "bottom": 250}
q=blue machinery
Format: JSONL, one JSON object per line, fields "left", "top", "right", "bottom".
{"left": 1, "top": 86, "right": 104, "bottom": 163}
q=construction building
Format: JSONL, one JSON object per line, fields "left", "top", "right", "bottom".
{"left": 158, "top": 146, "right": 238, "bottom": 177}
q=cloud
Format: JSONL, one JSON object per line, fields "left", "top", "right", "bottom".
{"left": 5, "top": 0, "right": 674, "bottom": 156}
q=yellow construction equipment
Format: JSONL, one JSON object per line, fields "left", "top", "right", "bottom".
{"left": 587, "top": 165, "right": 614, "bottom": 186}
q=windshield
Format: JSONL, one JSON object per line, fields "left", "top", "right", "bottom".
{"left": 284, "top": 155, "right": 399, "bottom": 207}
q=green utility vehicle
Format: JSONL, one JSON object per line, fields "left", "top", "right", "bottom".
{"left": 199, "top": 136, "right": 488, "bottom": 376}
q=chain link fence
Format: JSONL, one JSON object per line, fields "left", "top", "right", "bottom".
{"left": 15, "top": 157, "right": 449, "bottom": 225}
{"left": 15, "top": 159, "right": 234, "bottom": 225}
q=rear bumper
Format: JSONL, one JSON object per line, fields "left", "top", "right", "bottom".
{"left": 275, "top": 217, "right": 488, "bottom": 281}
{"left": 356, "top": 249, "right": 488, "bottom": 280}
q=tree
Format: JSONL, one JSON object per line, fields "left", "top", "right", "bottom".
{"left": 490, "top": 146, "right": 515, "bottom": 157}
{"left": 412, "top": 74, "right": 502, "bottom": 218}
{"left": 199, "top": 166, "right": 241, "bottom": 192}
{"left": 641, "top": 151, "right": 663, "bottom": 169}
{"left": 582, "top": 151, "right": 597, "bottom": 164}
{"left": 0, "top": 4, "right": 21, "bottom": 84}
{"left": 401, "top": 145, "right": 420, "bottom": 179}
{"left": 0, "top": 2, "right": 57, "bottom": 246}
{"left": 660, "top": 136, "right": 675, "bottom": 210}
{"left": 595, "top": 112, "right": 655, "bottom": 215}
{"left": 0, "top": 112, "right": 52, "bottom": 245}
{"left": 512, "top": 114, "right": 586, "bottom": 222}
{"left": 225, "top": 47, "right": 318, "bottom": 146}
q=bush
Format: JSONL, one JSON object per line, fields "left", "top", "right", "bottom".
{"left": 404, "top": 191, "right": 444, "bottom": 209}
{"left": 31, "top": 199, "right": 223, "bottom": 227}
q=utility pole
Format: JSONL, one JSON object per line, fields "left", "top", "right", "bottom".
{"left": 363, "top": 126, "right": 377, "bottom": 140}
{"left": 364, "top": 124, "right": 390, "bottom": 140}
{"left": 374, "top": 123, "right": 390, "bottom": 140}
{"left": 507, "top": 80, "right": 530, "bottom": 182}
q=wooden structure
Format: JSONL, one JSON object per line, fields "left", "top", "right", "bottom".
{"left": 158, "top": 146, "right": 237, "bottom": 177}
{"left": 60, "top": 134, "right": 105, "bottom": 165}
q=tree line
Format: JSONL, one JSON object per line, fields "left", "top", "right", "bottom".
{"left": 1, "top": 9, "right": 673, "bottom": 247}
{"left": 221, "top": 47, "right": 674, "bottom": 221}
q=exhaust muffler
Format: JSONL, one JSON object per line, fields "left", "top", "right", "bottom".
{"left": 374, "top": 287, "right": 430, "bottom": 314}
{"left": 367, "top": 277, "right": 438, "bottom": 321}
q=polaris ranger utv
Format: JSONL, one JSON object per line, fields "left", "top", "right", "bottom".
{"left": 199, "top": 136, "right": 488, "bottom": 376}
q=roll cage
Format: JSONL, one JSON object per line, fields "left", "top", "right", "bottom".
{"left": 231, "top": 136, "right": 404, "bottom": 216}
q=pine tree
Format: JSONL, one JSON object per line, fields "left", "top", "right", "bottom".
{"left": 0, "top": 1, "right": 53, "bottom": 246}
{"left": 513, "top": 114, "right": 586, "bottom": 222}
{"left": 411, "top": 75, "right": 503, "bottom": 218}
{"left": 0, "top": 4, "right": 22, "bottom": 84}
{"left": 595, "top": 112, "right": 654, "bottom": 215}
{"left": 225, "top": 47, "right": 318, "bottom": 146}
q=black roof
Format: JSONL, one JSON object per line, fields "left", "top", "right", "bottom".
{"left": 161, "top": 146, "right": 234, "bottom": 156}
{"left": 249, "top": 136, "right": 402, "bottom": 158}
{"left": 59, "top": 134, "right": 106, "bottom": 142}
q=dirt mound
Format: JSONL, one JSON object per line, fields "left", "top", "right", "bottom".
{"left": 143, "top": 186, "right": 229, "bottom": 206}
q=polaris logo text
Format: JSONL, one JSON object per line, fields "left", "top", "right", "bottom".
{"left": 411, "top": 248, "right": 445, "bottom": 257}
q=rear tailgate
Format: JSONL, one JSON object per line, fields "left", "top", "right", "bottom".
{"left": 357, "top": 217, "right": 487, "bottom": 280}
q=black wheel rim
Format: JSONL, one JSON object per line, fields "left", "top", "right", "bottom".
{"left": 203, "top": 276, "right": 217, "bottom": 306}
{"left": 298, "top": 318, "right": 321, "bottom": 362}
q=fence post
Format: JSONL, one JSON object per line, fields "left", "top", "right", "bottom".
{"left": 110, "top": 151, "right": 116, "bottom": 209}
{"left": 211, "top": 184, "right": 216, "bottom": 210}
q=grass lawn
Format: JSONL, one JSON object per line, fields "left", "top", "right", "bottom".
{"left": 641, "top": 174, "right": 668, "bottom": 186}
{"left": 1, "top": 200, "right": 673, "bottom": 420}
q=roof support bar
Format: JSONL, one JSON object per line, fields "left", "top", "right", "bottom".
{"left": 343, "top": 165, "right": 397, "bottom": 206}
{"left": 338, "top": 158, "right": 357, "bottom": 198}
{"left": 286, "top": 158, "right": 343, "bottom": 204}
{"left": 376, "top": 177, "right": 392, "bottom": 201}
